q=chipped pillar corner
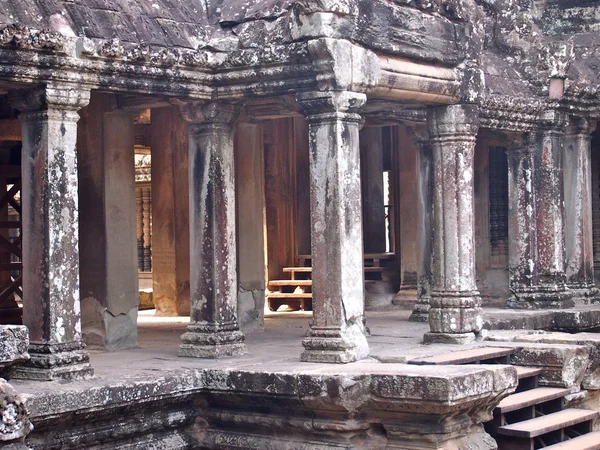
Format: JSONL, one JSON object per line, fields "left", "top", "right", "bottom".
{"left": 178, "top": 101, "right": 248, "bottom": 358}
{"left": 409, "top": 127, "right": 434, "bottom": 323}
{"left": 9, "top": 84, "right": 94, "bottom": 380}
{"left": 296, "top": 91, "right": 370, "bottom": 363}
{"left": 506, "top": 112, "right": 573, "bottom": 309}
{"left": 235, "top": 122, "right": 266, "bottom": 332}
{"left": 423, "top": 104, "right": 483, "bottom": 345}
{"left": 564, "top": 117, "right": 599, "bottom": 304}
{"left": 79, "top": 95, "right": 139, "bottom": 351}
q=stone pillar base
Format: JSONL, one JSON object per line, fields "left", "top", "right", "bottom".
{"left": 392, "top": 289, "right": 417, "bottom": 308}
{"left": 409, "top": 302, "right": 430, "bottom": 323}
{"left": 179, "top": 329, "right": 248, "bottom": 358}
{"left": 568, "top": 286, "right": 599, "bottom": 305}
{"left": 506, "top": 289, "right": 574, "bottom": 309}
{"left": 11, "top": 343, "right": 93, "bottom": 381}
{"left": 423, "top": 332, "right": 476, "bottom": 345}
{"left": 301, "top": 325, "right": 369, "bottom": 364}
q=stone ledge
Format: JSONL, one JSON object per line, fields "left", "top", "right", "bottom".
{"left": 0, "top": 325, "right": 29, "bottom": 378}
{"left": 16, "top": 364, "right": 517, "bottom": 449}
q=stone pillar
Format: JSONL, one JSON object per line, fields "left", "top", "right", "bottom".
{"left": 394, "top": 125, "right": 421, "bottom": 307}
{"left": 179, "top": 102, "right": 247, "bottom": 358}
{"left": 564, "top": 118, "right": 598, "bottom": 302}
{"left": 10, "top": 84, "right": 93, "bottom": 380}
{"left": 410, "top": 133, "right": 434, "bottom": 322}
{"left": 506, "top": 112, "right": 573, "bottom": 309}
{"left": 297, "top": 91, "right": 369, "bottom": 363}
{"left": 235, "top": 122, "right": 266, "bottom": 332}
{"left": 424, "top": 104, "right": 483, "bottom": 345}
{"left": 150, "top": 106, "right": 191, "bottom": 317}
{"left": 79, "top": 94, "right": 139, "bottom": 351}
{"left": 360, "top": 126, "right": 386, "bottom": 254}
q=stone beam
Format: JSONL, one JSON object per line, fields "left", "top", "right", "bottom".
{"left": 9, "top": 84, "right": 93, "bottom": 380}
{"left": 178, "top": 102, "right": 247, "bottom": 358}
{"left": 563, "top": 117, "right": 598, "bottom": 303}
{"left": 424, "top": 104, "right": 483, "bottom": 345}
{"left": 297, "top": 91, "right": 369, "bottom": 363}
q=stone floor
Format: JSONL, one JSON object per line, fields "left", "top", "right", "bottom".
{"left": 12, "top": 304, "right": 600, "bottom": 397}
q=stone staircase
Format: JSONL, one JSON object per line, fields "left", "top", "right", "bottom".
{"left": 266, "top": 253, "right": 394, "bottom": 312}
{"left": 409, "top": 347, "right": 600, "bottom": 449}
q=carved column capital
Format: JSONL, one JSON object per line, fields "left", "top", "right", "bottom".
{"left": 9, "top": 83, "right": 90, "bottom": 115}
{"left": 427, "top": 104, "right": 479, "bottom": 141}
{"left": 566, "top": 116, "right": 597, "bottom": 138}
{"left": 296, "top": 91, "right": 366, "bottom": 124}
{"left": 179, "top": 101, "right": 240, "bottom": 131}
{"left": 538, "top": 109, "right": 567, "bottom": 133}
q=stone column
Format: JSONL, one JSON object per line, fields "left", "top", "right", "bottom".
{"left": 360, "top": 126, "right": 386, "bottom": 254}
{"left": 394, "top": 125, "right": 422, "bottom": 307}
{"left": 179, "top": 102, "right": 247, "bottom": 358}
{"left": 235, "top": 122, "right": 266, "bottom": 332}
{"left": 10, "top": 84, "right": 93, "bottom": 380}
{"left": 506, "top": 113, "right": 572, "bottom": 309}
{"left": 79, "top": 95, "right": 139, "bottom": 351}
{"left": 410, "top": 134, "right": 434, "bottom": 323}
{"left": 297, "top": 91, "right": 369, "bottom": 363}
{"left": 564, "top": 118, "right": 598, "bottom": 302}
{"left": 150, "top": 106, "right": 191, "bottom": 317}
{"left": 424, "top": 104, "right": 483, "bottom": 345}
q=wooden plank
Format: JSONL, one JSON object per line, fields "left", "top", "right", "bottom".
{"left": 269, "top": 280, "right": 312, "bottom": 287}
{"left": 296, "top": 252, "right": 395, "bottom": 261}
{"left": 0, "top": 119, "right": 21, "bottom": 141}
{"left": 409, "top": 347, "right": 513, "bottom": 365}
{"left": 543, "top": 431, "right": 600, "bottom": 449}
{"left": 495, "top": 387, "right": 570, "bottom": 414}
{"left": 267, "top": 293, "right": 313, "bottom": 299}
{"left": 0, "top": 263, "right": 22, "bottom": 271}
{"left": 515, "top": 366, "right": 543, "bottom": 379}
{"left": 283, "top": 267, "right": 312, "bottom": 273}
{"left": 497, "top": 409, "right": 598, "bottom": 438}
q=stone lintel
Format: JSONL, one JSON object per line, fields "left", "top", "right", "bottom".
{"left": 178, "top": 100, "right": 247, "bottom": 359}
{"left": 297, "top": 91, "right": 369, "bottom": 363}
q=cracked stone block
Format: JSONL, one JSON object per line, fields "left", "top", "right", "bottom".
{"left": 0, "top": 326, "right": 29, "bottom": 377}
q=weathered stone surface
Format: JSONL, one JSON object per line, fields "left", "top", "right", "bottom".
{"left": 424, "top": 104, "right": 483, "bottom": 344}
{"left": 0, "top": 378, "right": 32, "bottom": 443}
{"left": 490, "top": 342, "right": 589, "bottom": 390}
{"left": 563, "top": 118, "right": 598, "bottom": 303}
{"left": 9, "top": 84, "right": 93, "bottom": 381}
{"left": 0, "top": 326, "right": 28, "bottom": 378}
{"left": 179, "top": 102, "right": 247, "bottom": 359}
{"left": 297, "top": 91, "right": 369, "bottom": 363}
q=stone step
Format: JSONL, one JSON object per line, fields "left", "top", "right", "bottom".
{"left": 409, "top": 347, "right": 513, "bottom": 365}
{"left": 497, "top": 408, "right": 598, "bottom": 438}
{"left": 543, "top": 431, "right": 600, "bottom": 450}
{"left": 495, "top": 387, "right": 570, "bottom": 414}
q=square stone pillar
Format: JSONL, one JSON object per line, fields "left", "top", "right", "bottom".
{"left": 178, "top": 102, "right": 247, "bottom": 358}
{"left": 409, "top": 130, "right": 434, "bottom": 323}
{"left": 564, "top": 118, "right": 598, "bottom": 303}
{"left": 297, "top": 91, "right": 369, "bottom": 363}
{"left": 150, "top": 106, "right": 191, "bottom": 317}
{"left": 78, "top": 93, "right": 139, "bottom": 351}
{"left": 235, "top": 122, "right": 266, "bottom": 332}
{"left": 506, "top": 112, "right": 573, "bottom": 309}
{"left": 424, "top": 104, "right": 483, "bottom": 345}
{"left": 9, "top": 84, "right": 93, "bottom": 380}
{"left": 359, "top": 126, "right": 386, "bottom": 254}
